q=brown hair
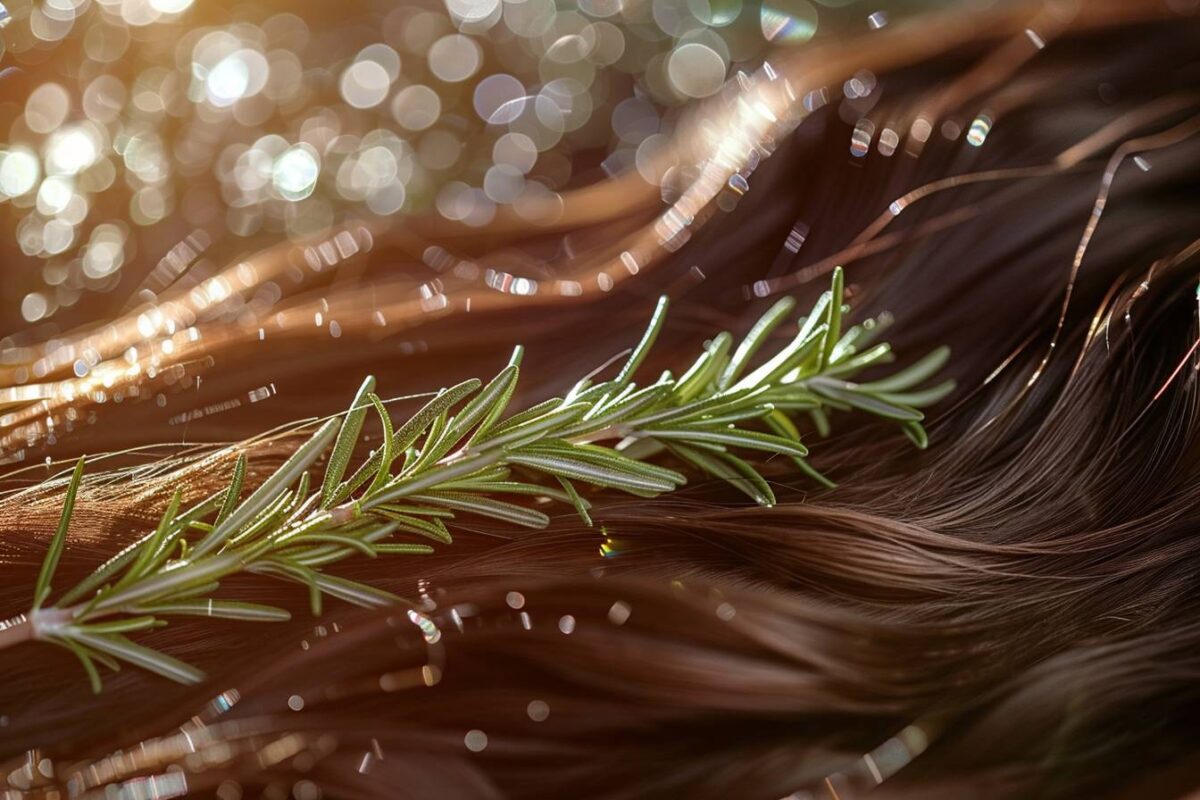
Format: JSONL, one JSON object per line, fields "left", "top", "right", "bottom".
{"left": 1, "top": 3, "right": 1200, "bottom": 798}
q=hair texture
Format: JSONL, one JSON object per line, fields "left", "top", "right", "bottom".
{"left": 2, "top": 3, "right": 1200, "bottom": 799}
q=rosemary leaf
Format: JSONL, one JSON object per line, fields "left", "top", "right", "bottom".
{"left": 33, "top": 456, "right": 86, "bottom": 609}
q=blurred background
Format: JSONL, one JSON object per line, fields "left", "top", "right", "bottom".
{"left": 0, "top": 0, "right": 1195, "bottom": 473}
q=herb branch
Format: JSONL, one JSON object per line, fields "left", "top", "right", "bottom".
{"left": 1, "top": 268, "right": 951, "bottom": 691}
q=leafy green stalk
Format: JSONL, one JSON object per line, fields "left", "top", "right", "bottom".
{"left": 14, "top": 269, "right": 951, "bottom": 691}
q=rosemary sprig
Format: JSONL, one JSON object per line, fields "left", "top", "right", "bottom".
{"left": 14, "top": 269, "right": 952, "bottom": 691}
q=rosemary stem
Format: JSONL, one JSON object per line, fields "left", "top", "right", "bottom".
{"left": 0, "top": 608, "right": 74, "bottom": 652}
{"left": 0, "top": 615, "right": 32, "bottom": 651}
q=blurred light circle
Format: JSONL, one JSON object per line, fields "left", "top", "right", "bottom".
{"left": 83, "top": 75, "right": 127, "bottom": 123}
{"left": 761, "top": 0, "right": 818, "bottom": 42}
{"left": 391, "top": 85, "right": 442, "bottom": 131}
{"left": 578, "top": 0, "right": 623, "bottom": 18}
{"left": 340, "top": 60, "right": 391, "bottom": 109}
{"left": 688, "top": 0, "right": 742, "bottom": 25}
{"left": 21, "top": 293, "right": 49, "bottom": 323}
{"left": 0, "top": 149, "right": 41, "bottom": 197}
{"left": 358, "top": 44, "right": 402, "bottom": 82}
{"left": 503, "top": 0, "right": 555, "bottom": 38}
{"left": 205, "top": 49, "right": 269, "bottom": 107}
{"left": 149, "top": 0, "right": 194, "bottom": 12}
{"left": 26, "top": 83, "right": 71, "bottom": 134}
{"left": 45, "top": 126, "right": 99, "bottom": 175}
{"left": 272, "top": 145, "right": 320, "bottom": 201}
{"left": 667, "top": 43, "right": 727, "bottom": 98}
{"left": 635, "top": 133, "right": 671, "bottom": 184}
{"left": 588, "top": 22, "right": 626, "bottom": 66}
{"left": 428, "top": 34, "right": 482, "bottom": 83}
{"left": 612, "top": 97, "right": 660, "bottom": 144}
{"left": 540, "top": 79, "right": 592, "bottom": 131}
{"left": 483, "top": 164, "right": 524, "bottom": 203}
{"left": 435, "top": 181, "right": 472, "bottom": 220}
{"left": 546, "top": 33, "right": 593, "bottom": 64}
{"left": 42, "top": 219, "right": 75, "bottom": 255}
{"left": 446, "top": 0, "right": 500, "bottom": 25}
{"left": 652, "top": 0, "right": 696, "bottom": 38}
{"left": 132, "top": 186, "right": 171, "bottom": 225}
{"left": 82, "top": 224, "right": 126, "bottom": 279}
{"left": 533, "top": 93, "right": 566, "bottom": 132}
{"left": 418, "top": 130, "right": 463, "bottom": 170}
{"left": 472, "top": 76, "right": 525, "bottom": 126}
{"left": 366, "top": 180, "right": 407, "bottom": 215}
{"left": 36, "top": 175, "right": 74, "bottom": 215}
{"left": 493, "top": 133, "right": 538, "bottom": 173}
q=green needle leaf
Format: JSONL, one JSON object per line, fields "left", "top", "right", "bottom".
{"left": 809, "top": 379, "right": 925, "bottom": 422}
{"left": 666, "top": 441, "right": 775, "bottom": 506}
{"left": 192, "top": 418, "right": 339, "bottom": 558}
{"left": 132, "top": 600, "right": 291, "bottom": 622}
{"left": 408, "top": 491, "right": 551, "bottom": 528}
{"left": 72, "top": 632, "right": 205, "bottom": 685}
{"left": 614, "top": 295, "right": 669, "bottom": 387}
{"left": 556, "top": 477, "right": 593, "bottom": 527}
{"left": 719, "top": 296, "right": 797, "bottom": 390}
{"left": 454, "top": 364, "right": 519, "bottom": 447}
{"left": 321, "top": 376, "right": 377, "bottom": 507}
{"left": 215, "top": 453, "right": 247, "bottom": 527}
{"left": 34, "top": 456, "right": 86, "bottom": 609}
{"left": 645, "top": 426, "right": 809, "bottom": 458}
{"left": 818, "top": 266, "right": 845, "bottom": 371}
{"left": 856, "top": 346, "right": 951, "bottom": 393}
{"left": 365, "top": 393, "right": 396, "bottom": 496}
{"left": 52, "top": 637, "right": 104, "bottom": 694}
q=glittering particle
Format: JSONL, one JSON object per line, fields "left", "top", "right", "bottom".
{"left": 760, "top": 0, "right": 818, "bottom": 42}
{"left": 1133, "top": 156, "right": 1151, "bottom": 171}
{"left": 843, "top": 70, "right": 875, "bottom": 99}
{"left": 558, "top": 614, "right": 576, "bottom": 634}
{"left": 867, "top": 10, "right": 887, "bottom": 29}
{"left": 784, "top": 223, "right": 808, "bottom": 253}
{"left": 966, "top": 113, "right": 993, "bottom": 147}
{"left": 526, "top": 700, "right": 550, "bottom": 722}
{"left": 850, "top": 118, "right": 875, "bottom": 157}
{"left": 407, "top": 609, "right": 442, "bottom": 644}
{"left": 464, "top": 730, "right": 488, "bottom": 752}
{"left": 716, "top": 602, "right": 736, "bottom": 621}
{"left": 607, "top": 601, "right": 631, "bottom": 625}
{"left": 910, "top": 116, "right": 933, "bottom": 143}
{"left": 599, "top": 532, "right": 624, "bottom": 557}
{"left": 1025, "top": 28, "right": 1045, "bottom": 49}
{"left": 423, "top": 664, "right": 442, "bottom": 686}
{"left": 287, "top": 694, "right": 305, "bottom": 711}
{"left": 505, "top": 591, "right": 525, "bottom": 609}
